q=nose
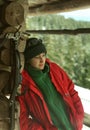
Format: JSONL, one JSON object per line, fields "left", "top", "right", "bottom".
{"left": 40, "top": 56, "right": 44, "bottom": 62}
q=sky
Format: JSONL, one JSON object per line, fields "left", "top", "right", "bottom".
{"left": 60, "top": 8, "right": 90, "bottom": 22}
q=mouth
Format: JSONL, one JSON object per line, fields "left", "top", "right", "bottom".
{"left": 39, "top": 64, "right": 44, "bottom": 67}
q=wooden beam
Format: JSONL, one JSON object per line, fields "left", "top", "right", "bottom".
{"left": 28, "top": 0, "right": 90, "bottom": 16}
{"left": 83, "top": 112, "right": 90, "bottom": 127}
{"left": 25, "top": 28, "right": 90, "bottom": 35}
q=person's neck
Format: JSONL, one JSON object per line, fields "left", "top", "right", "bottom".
{"left": 25, "top": 63, "right": 49, "bottom": 79}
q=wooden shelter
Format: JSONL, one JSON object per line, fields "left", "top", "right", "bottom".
{"left": 0, "top": 0, "right": 90, "bottom": 130}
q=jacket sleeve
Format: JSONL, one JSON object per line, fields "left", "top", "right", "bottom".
{"left": 61, "top": 68, "right": 84, "bottom": 130}
{"left": 17, "top": 95, "right": 58, "bottom": 130}
{"left": 68, "top": 81, "right": 84, "bottom": 130}
{"left": 17, "top": 95, "right": 44, "bottom": 130}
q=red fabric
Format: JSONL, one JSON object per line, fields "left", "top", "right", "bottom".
{"left": 17, "top": 58, "right": 84, "bottom": 130}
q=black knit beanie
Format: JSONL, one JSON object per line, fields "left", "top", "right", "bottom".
{"left": 24, "top": 38, "right": 47, "bottom": 61}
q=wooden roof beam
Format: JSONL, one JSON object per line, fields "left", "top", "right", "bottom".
{"left": 25, "top": 28, "right": 90, "bottom": 35}
{"left": 28, "top": 0, "right": 90, "bottom": 16}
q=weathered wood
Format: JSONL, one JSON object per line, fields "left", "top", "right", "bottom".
{"left": 26, "top": 28, "right": 90, "bottom": 35}
{"left": 28, "top": 0, "right": 90, "bottom": 16}
{"left": 0, "top": 94, "right": 10, "bottom": 130}
{"left": 18, "top": 38, "right": 26, "bottom": 52}
{"left": 0, "top": 64, "right": 11, "bottom": 72}
{"left": 83, "top": 112, "right": 90, "bottom": 127}
{"left": 0, "top": 71, "right": 10, "bottom": 91}
{"left": 0, "top": 1, "right": 25, "bottom": 130}
{"left": 1, "top": 49, "right": 11, "bottom": 65}
{"left": 19, "top": 53, "right": 25, "bottom": 73}
{"left": 1, "top": 2, "right": 24, "bottom": 26}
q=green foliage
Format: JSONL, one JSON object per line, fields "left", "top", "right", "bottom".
{"left": 26, "top": 15, "right": 90, "bottom": 89}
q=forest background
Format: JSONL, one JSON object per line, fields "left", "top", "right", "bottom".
{"left": 26, "top": 14, "right": 90, "bottom": 89}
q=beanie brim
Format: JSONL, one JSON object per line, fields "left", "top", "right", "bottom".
{"left": 24, "top": 43, "right": 47, "bottom": 60}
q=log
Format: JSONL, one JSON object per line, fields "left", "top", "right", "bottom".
{"left": 83, "top": 112, "right": 90, "bottom": 127}
{"left": 28, "top": 0, "right": 90, "bottom": 16}
{"left": 26, "top": 28, "right": 90, "bottom": 35}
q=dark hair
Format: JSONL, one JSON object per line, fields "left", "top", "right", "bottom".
{"left": 24, "top": 38, "right": 47, "bottom": 60}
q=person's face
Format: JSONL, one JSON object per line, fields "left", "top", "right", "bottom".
{"left": 28, "top": 53, "right": 46, "bottom": 70}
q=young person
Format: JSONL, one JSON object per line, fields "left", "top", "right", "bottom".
{"left": 17, "top": 37, "right": 84, "bottom": 130}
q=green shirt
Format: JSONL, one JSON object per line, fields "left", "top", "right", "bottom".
{"left": 26, "top": 63, "right": 74, "bottom": 130}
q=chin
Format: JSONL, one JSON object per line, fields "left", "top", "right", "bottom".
{"left": 39, "top": 66, "right": 44, "bottom": 70}
{"left": 40, "top": 67, "right": 44, "bottom": 70}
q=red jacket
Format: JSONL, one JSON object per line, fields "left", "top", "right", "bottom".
{"left": 18, "top": 59, "right": 84, "bottom": 130}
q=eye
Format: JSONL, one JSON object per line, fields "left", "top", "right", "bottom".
{"left": 35, "top": 56, "right": 39, "bottom": 58}
{"left": 34, "top": 55, "right": 40, "bottom": 59}
{"left": 42, "top": 53, "right": 46, "bottom": 57}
